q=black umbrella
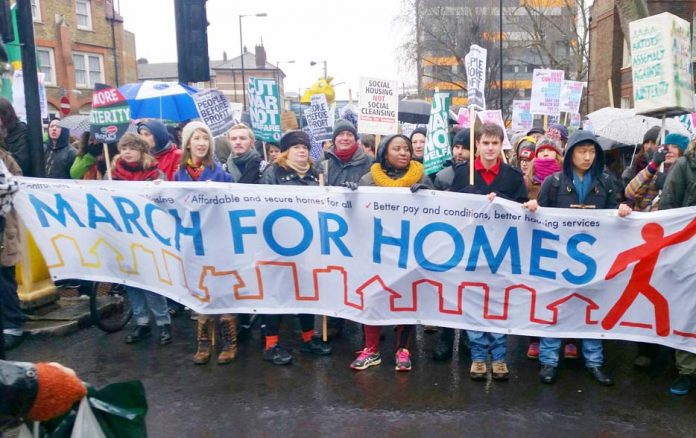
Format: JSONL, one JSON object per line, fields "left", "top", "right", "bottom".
{"left": 398, "top": 99, "right": 431, "bottom": 124}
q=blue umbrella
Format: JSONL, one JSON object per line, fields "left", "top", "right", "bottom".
{"left": 118, "top": 81, "right": 200, "bottom": 122}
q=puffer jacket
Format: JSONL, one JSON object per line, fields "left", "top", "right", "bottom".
{"left": 660, "top": 150, "right": 696, "bottom": 209}
{"left": 44, "top": 128, "right": 76, "bottom": 179}
{"left": 0, "top": 360, "right": 38, "bottom": 432}
{"left": 0, "top": 149, "right": 22, "bottom": 267}
{"left": 319, "top": 145, "right": 372, "bottom": 186}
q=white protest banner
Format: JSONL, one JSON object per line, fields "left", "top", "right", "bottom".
{"left": 423, "top": 92, "right": 451, "bottom": 175}
{"left": 358, "top": 77, "right": 399, "bottom": 135}
{"left": 477, "top": 110, "right": 512, "bottom": 150}
{"left": 569, "top": 113, "right": 582, "bottom": 129}
{"left": 559, "top": 80, "right": 585, "bottom": 114}
{"left": 193, "top": 89, "right": 235, "bottom": 137}
{"left": 630, "top": 12, "right": 694, "bottom": 115}
{"left": 456, "top": 108, "right": 470, "bottom": 128}
{"left": 511, "top": 100, "right": 533, "bottom": 132}
{"left": 304, "top": 94, "right": 333, "bottom": 142}
{"left": 248, "top": 77, "right": 281, "bottom": 142}
{"left": 530, "top": 69, "right": 564, "bottom": 116}
{"left": 12, "top": 71, "right": 48, "bottom": 121}
{"left": 229, "top": 102, "right": 243, "bottom": 125}
{"left": 465, "top": 45, "right": 487, "bottom": 110}
{"left": 16, "top": 178, "right": 696, "bottom": 353}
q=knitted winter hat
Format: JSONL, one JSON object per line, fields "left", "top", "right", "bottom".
{"left": 518, "top": 142, "right": 536, "bottom": 161}
{"left": 280, "top": 130, "right": 311, "bottom": 153}
{"left": 548, "top": 123, "right": 569, "bottom": 141}
{"left": 409, "top": 127, "right": 427, "bottom": 142}
{"left": 664, "top": 133, "right": 690, "bottom": 152}
{"left": 181, "top": 121, "right": 213, "bottom": 153}
{"left": 452, "top": 128, "right": 471, "bottom": 150}
{"left": 332, "top": 119, "right": 358, "bottom": 143}
{"left": 527, "top": 127, "right": 545, "bottom": 136}
{"left": 28, "top": 363, "right": 87, "bottom": 422}
{"left": 643, "top": 126, "right": 661, "bottom": 143}
{"left": 376, "top": 134, "right": 412, "bottom": 167}
{"left": 535, "top": 138, "right": 563, "bottom": 156}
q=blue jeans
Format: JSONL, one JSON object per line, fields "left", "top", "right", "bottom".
{"left": 539, "top": 337, "right": 603, "bottom": 368}
{"left": 127, "top": 286, "right": 171, "bottom": 327}
{"left": 467, "top": 330, "right": 507, "bottom": 362}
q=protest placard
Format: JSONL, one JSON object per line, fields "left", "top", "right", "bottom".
{"left": 358, "top": 77, "right": 399, "bottom": 135}
{"left": 304, "top": 94, "right": 333, "bottom": 142}
{"left": 559, "top": 80, "right": 585, "bottom": 114}
{"left": 630, "top": 12, "right": 694, "bottom": 115}
{"left": 423, "top": 92, "right": 451, "bottom": 175}
{"left": 530, "top": 69, "right": 564, "bottom": 116}
{"left": 16, "top": 177, "right": 696, "bottom": 353}
{"left": 193, "top": 89, "right": 235, "bottom": 137}
{"left": 89, "top": 83, "right": 131, "bottom": 143}
{"left": 281, "top": 111, "right": 299, "bottom": 131}
{"left": 569, "top": 113, "right": 582, "bottom": 129}
{"left": 465, "top": 45, "right": 487, "bottom": 110}
{"left": 457, "top": 107, "right": 470, "bottom": 128}
{"left": 12, "top": 71, "right": 48, "bottom": 121}
{"left": 248, "top": 77, "right": 282, "bottom": 142}
{"left": 477, "top": 110, "right": 512, "bottom": 150}
{"left": 511, "top": 100, "right": 533, "bottom": 132}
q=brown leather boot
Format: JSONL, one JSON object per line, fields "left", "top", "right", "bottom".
{"left": 217, "top": 315, "right": 238, "bottom": 364}
{"left": 193, "top": 317, "right": 213, "bottom": 365}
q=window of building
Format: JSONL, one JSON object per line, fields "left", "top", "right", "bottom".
{"left": 73, "top": 52, "right": 103, "bottom": 87}
{"left": 76, "top": 0, "right": 92, "bottom": 30}
{"left": 36, "top": 48, "right": 55, "bottom": 85}
{"left": 31, "top": 0, "right": 41, "bottom": 22}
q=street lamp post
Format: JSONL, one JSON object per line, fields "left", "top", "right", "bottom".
{"left": 310, "top": 60, "right": 327, "bottom": 79}
{"left": 239, "top": 12, "right": 267, "bottom": 111}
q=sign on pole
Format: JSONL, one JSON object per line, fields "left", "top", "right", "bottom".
{"left": 248, "top": 77, "right": 282, "bottom": 142}
{"left": 530, "top": 69, "right": 564, "bottom": 116}
{"left": 89, "top": 83, "right": 131, "bottom": 143}
{"left": 423, "top": 92, "right": 451, "bottom": 175}
{"left": 193, "top": 89, "right": 235, "bottom": 137}
{"left": 358, "top": 77, "right": 399, "bottom": 135}
{"left": 511, "top": 100, "right": 533, "bottom": 132}
{"left": 304, "top": 93, "right": 333, "bottom": 142}
{"left": 630, "top": 12, "right": 694, "bottom": 115}
{"left": 477, "top": 110, "right": 512, "bottom": 150}
{"left": 559, "top": 80, "right": 585, "bottom": 114}
{"left": 465, "top": 45, "right": 487, "bottom": 110}
{"left": 456, "top": 107, "right": 470, "bottom": 128}
{"left": 12, "top": 71, "right": 48, "bottom": 121}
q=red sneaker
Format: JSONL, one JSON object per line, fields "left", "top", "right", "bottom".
{"left": 564, "top": 343, "right": 578, "bottom": 359}
{"left": 527, "top": 342, "right": 540, "bottom": 359}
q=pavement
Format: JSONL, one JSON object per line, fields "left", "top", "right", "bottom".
{"left": 5, "top": 312, "right": 696, "bottom": 437}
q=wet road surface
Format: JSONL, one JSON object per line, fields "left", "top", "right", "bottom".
{"left": 7, "top": 317, "right": 696, "bottom": 437}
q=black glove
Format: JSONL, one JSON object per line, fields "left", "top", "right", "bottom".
{"left": 651, "top": 145, "right": 668, "bottom": 167}
{"left": 461, "top": 185, "right": 482, "bottom": 195}
{"left": 410, "top": 183, "right": 429, "bottom": 193}
{"left": 342, "top": 181, "right": 358, "bottom": 191}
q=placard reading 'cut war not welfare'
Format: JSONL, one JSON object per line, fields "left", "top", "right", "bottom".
{"left": 358, "top": 77, "right": 399, "bottom": 135}
{"left": 14, "top": 178, "right": 696, "bottom": 354}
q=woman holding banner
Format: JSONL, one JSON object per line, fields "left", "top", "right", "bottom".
{"left": 350, "top": 134, "right": 432, "bottom": 372}
{"left": 260, "top": 130, "right": 333, "bottom": 365}
{"left": 173, "top": 121, "right": 236, "bottom": 365}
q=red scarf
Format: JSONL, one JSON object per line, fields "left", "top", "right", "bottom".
{"left": 111, "top": 159, "right": 161, "bottom": 181}
{"left": 334, "top": 143, "right": 358, "bottom": 164}
{"left": 185, "top": 160, "right": 205, "bottom": 181}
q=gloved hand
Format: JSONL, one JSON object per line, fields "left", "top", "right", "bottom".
{"left": 651, "top": 145, "right": 668, "bottom": 167}
{"left": 410, "top": 183, "right": 429, "bottom": 193}
{"left": 342, "top": 181, "right": 358, "bottom": 191}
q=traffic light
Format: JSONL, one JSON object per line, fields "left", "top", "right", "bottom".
{"left": 174, "top": 0, "right": 210, "bottom": 83}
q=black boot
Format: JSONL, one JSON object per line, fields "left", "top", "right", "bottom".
{"left": 588, "top": 366, "right": 613, "bottom": 386}
{"left": 125, "top": 325, "right": 151, "bottom": 344}
{"left": 159, "top": 324, "right": 173, "bottom": 345}
{"left": 539, "top": 365, "right": 558, "bottom": 384}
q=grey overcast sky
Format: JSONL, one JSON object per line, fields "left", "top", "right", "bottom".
{"left": 117, "top": 0, "right": 410, "bottom": 100}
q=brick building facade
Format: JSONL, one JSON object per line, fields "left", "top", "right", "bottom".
{"left": 588, "top": 0, "right": 696, "bottom": 112}
{"left": 29, "top": 0, "right": 136, "bottom": 116}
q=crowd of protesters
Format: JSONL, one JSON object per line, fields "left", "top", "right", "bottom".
{"left": 1, "top": 95, "right": 696, "bottom": 398}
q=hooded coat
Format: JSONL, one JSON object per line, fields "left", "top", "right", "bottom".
{"left": 44, "top": 126, "right": 76, "bottom": 179}
{"left": 358, "top": 134, "right": 433, "bottom": 187}
{"left": 138, "top": 121, "right": 182, "bottom": 181}
{"left": 536, "top": 130, "right": 616, "bottom": 209}
{"left": 660, "top": 148, "right": 696, "bottom": 209}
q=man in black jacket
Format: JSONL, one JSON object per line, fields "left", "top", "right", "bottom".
{"left": 524, "top": 130, "right": 632, "bottom": 386}
{"left": 450, "top": 123, "right": 528, "bottom": 382}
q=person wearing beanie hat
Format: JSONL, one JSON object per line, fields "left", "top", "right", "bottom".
{"left": 409, "top": 127, "right": 427, "bottom": 161}
{"left": 523, "top": 130, "right": 633, "bottom": 387}
{"left": 517, "top": 141, "right": 536, "bottom": 175}
{"left": 1, "top": 360, "right": 87, "bottom": 431}
{"left": 547, "top": 123, "right": 569, "bottom": 150}
{"left": 259, "top": 129, "right": 332, "bottom": 366}
{"left": 352, "top": 134, "right": 432, "bottom": 373}
{"left": 622, "top": 126, "right": 662, "bottom": 187}
{"left": 535, "top": 138, "right": 563, "bottom": 158}
{"left": 526, "top": 126, "right": 545, "bottom": 142}
{"left": 137, "top": 120, "right": 183, "bottom": 181}
{"left": 320, "top": 119, "right": 371, "bottom": 189}
{"left": 225, "top": 123, "right": 265, "bottom": 184}
{"left": 433, "top": 128, "right": 471, "bottom": 191}
{"left": 332, "top": 119, "right": 358, "bottom": 145}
